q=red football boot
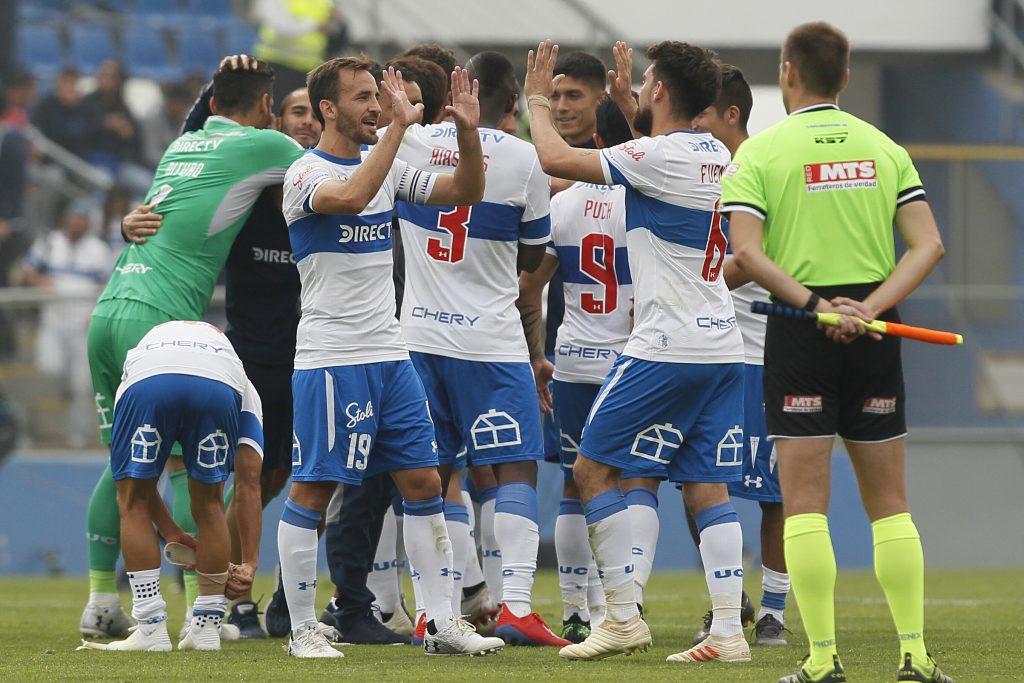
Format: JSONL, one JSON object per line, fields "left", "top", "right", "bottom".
{"left": 494, "top": 605, "right": 571, "bottom": 646}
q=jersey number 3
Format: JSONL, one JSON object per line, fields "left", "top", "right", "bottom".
{"left": 701, "top": 202, "right": 727, "bottom": 282}
{"left": 580, "top": 233, "right": 618, "bottom": 314}
{"left": 426, "top": 205, "right": 471, "bottom": 263}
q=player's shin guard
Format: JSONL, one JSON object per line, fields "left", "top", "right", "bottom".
{"left": 785, "top": 513, "right": 838, "bottom": 668}
{"left": 477, "top": 487, "right": 502, "bottom": 599}
{"left": 87, "top": 465, "right": 121, "bottom": 595}
{"left": 493, "top": 483, "right": 539, "bottom": 617}
{"left": 278, "top": 499, "right": 321, "bottom": 632}
{"left": 368, "top": 506, "right": 401, "bottom": 613}
{"left": 403, "top": 497, "right": 455, "bottom": 628}
{"left": 583, "top": 490, "right": 638, "bottom": 622}
{"left": 696, "top": 502, "right": 744, "bottom": 637}
{"left": 555, "top": 498, "right": 591, "bottom": 621}
{"left": 624, "top": 488, "right": 659, "bottom": 607}
{"left": 128, "top": 568, "right": 167, "bottom": 624}
{"left": 461, "top": 489, "right": 487, "bottom": 590}
{"left": 872, "top": 513, "right": 928, "bottom": 662}
{"left": 444, "top": 502, "right": 472, "bottom": 616}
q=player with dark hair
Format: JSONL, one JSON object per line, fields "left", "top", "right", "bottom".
{"left": 526, "top": 39, "right": 750, "bottom": 664}
{"left": 392, "top": 49, "right": 567, "bottom": 648}
{"left": 403, "top": 44, "right": 459, "bottom": 84}
{"left": 389, "top": 55, "right": 449, "bottom": 125}
{"left": 279, "top": 56, "right": 502, "bottom": 658}
{"left": 80, "top": 56, "right": 304, "bottom": 641}
{"left": 689, "top": 64, "right": 791, "bottom": 649}
{"left": 551, "top": 51, "right": 607, "bottom": 148}
{"left": 723, "top": 21, "right": 951, "bottom": 683}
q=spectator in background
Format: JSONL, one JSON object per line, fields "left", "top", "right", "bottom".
{"left": 253, "top": 0, "right": 342, "bottom": 102}
{"left": 0, "top": 93, "right": 31, "bottom": 359}
{"left": 81, "top": 60, "right": 150, "bottom": 193}
{"left": 101, "top": 186, "right": 134, "bottom": 251}
{"left": 34, "top": 68, "right": 90, "bottom": 158}
{"left": 21, "top": 199, "right": 113, "bottom": 448}
{"left": 141, "top": 80, "right": 199, "bottom": 169}
{"left": 1, "top": 68, "right": 37, "bottom": 128}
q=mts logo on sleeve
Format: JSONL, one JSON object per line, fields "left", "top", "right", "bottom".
{"left": 804, "top": 160, "right": 877, "bottom": 192}
{"left": 783, "top": 395, "right": 823, "bottom": 413}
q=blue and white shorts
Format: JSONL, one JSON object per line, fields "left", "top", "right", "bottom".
{"left": 728, "top": 364, "right": 782, "bottom": 503}
{"left": 410, "top": 352, "right": 542, "bottom": 467}
{"left": 578, "top": 356, "right": 744, "bottom": 484}
{"left": 111, "top": 374, "right": 241, "bottom": 483}
{"left": 291, "top": 360, "right": 438, "bottom": 485}
{"left": 553, "top": 378, "right": 666, "bottom": 482}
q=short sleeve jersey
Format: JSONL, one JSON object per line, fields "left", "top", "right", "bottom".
{"left": 116, "top": 320, "right": 264, "bottom": 455}
{"left": 282, "top": 148, "right": 437, "bottom": 369}
{"left": 394, "top": 122, "right": 551, "bottom": 362}
{"left": 720, "top": 104, "right": 926, "bottom": 286}
{"left": 599, "top": 132, "right": 744, "bottom": 364}
{"left": 98, "top": 117, "right": 304, "bottom": 319}
{"left": 547, "top": 182, "right": 632, "bottom": 383}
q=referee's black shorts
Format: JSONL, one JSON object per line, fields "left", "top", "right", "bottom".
{"left": 241, "top": 361, "right": 294, "bottom": 471}
{"left": 763, "top": 283, "right": 906, "bottom": 443}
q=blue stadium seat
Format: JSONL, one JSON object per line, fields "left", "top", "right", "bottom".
{"left": 18, "top": 25, "right": 67, "bottom": 80}
{"left": 223, "top": 19, "right": 258, "bottom": 56}
{"left": 133, "top": 0, "right": 184, "bottom": 28}
{"left": 124, "top": 29, "right": 180, "bottom": 81}
{"left": 69, "top": 24, "right": 118, "bottom": 74}
{"left": 185, "top": 0, "right": 233, "bottom": 20}
{"left": 178, "top": 29, "right": 222, "bottom": 78}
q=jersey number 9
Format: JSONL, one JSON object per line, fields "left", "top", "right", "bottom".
{"left": 426, "top": 205, "right": 472, "bottom": 264}
{"left": 580, "top": 232, "right": 618, "bottom": 314}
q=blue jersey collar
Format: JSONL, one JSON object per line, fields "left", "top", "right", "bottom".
{"left": 310, "top": 148, "right": 362, "bottom": 165}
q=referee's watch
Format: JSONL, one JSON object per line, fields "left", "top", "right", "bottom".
{"left": 804, "top": 292, "right": 821, "bottom": 312}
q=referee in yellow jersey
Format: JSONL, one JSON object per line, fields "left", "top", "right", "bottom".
{"left": 721, "top": 22, "right": 952, "bottom": 683}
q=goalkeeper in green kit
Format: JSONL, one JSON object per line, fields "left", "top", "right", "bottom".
{"left": 80, "top": 57, "right": 303, "bottom": 639}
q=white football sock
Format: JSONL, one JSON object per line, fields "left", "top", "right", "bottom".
{"left": 696, "top": 502, "right": 744, "bottom": 637}
{"left": 89, "top": 591, "right": 120, "bottom": 607}
{"left": 368, "top": 506, "right": 400, "bottom": 612}
{"left": 278, "top": 499, "right": 321, "bottom": 632}
{"left": 477, "top": 488, "right": 502, "bottom": 599}
{"left": 759, "top": 564, "right": 790, "bottom": 623}
{"left": 555, "top": 498, "right": 591, "bottom": 621}
{"left": 586, "top": 555, "right": 606, "bottom": 626}
{"left": 444, "top": 501, "right": 472, "bottom": 616}
{"left": 461, "top": 489, "right": 486, "bottom": 590}
{"left": 493, "top": 482, "right": 539, "bottom": 617}
{"left": 584, "top": 490, "right": 638, "bottom": 623}
{"left": 625, "top": 488, "right": 660, "bottom": 607}
{"left": 191, "top": 594, "right": 227, "bottom": 629}
{"left": 127, "top": 567, "right": 166, "bottom": 624}
{"left": 403, "top": 497, "right": 454, "bottom": 627}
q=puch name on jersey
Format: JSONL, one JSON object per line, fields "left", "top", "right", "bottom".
{"left": 557, "top": 344, "right": 619, "bottom": 360}
{"left": 410, "top": 306, "right": 480, "bottom": 326}
{"left": 115, "top": 263, "right": 153, "bottom": 275}
{"left": 252, "top": 247, "right": 295, "bottom": 264}
{"left": 339, "top": 222, "right": 390, "bottom": 243}
{"left": 583, "top": 199, "right": 614, "bottom": 219}
{"left": 804, "top": 160, "right": 878, "bottom": 192}
{"left": 168, "top": 138, "right": 225, "bottom": 153}
{"left": 144, "top": 340, "right": 228, "bottom": 353}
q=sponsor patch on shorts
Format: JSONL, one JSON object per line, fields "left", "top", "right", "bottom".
{"left": 783, "top": 395, "right": 823, "bottom": 413}
{"left": 862, "top": 397, "right": 897, "bottom": 414}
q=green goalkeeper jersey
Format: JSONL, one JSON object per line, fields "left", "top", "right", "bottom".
{"left": 98, "top": 115, "right": 304, "bottom": 319}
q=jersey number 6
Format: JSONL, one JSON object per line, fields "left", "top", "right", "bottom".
{"left": 701, "top": 202, "right": 727, "bottom": 282}
{"left": 580, "top": 232, "right": 618, "bottom": 314}
{"left": 426, "top": 205, "right": 472, "bottom": 263}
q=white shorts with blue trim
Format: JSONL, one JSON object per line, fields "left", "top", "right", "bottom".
{"left": 578, "top": 355, "right": 744, "bottom": 484}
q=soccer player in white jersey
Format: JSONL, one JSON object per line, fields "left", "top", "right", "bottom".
{"left": 78, "top": 321, "right": 265, "bottom": 653}
{"left": 525, "top": 40, "right": 750, "bottom": 663}
{"left": 392, "top": 51, "right": 567, "bottom": 648}
{"left": 280, "top": 56, "right": 503, "bottom": 658}
{"left": 517, "top": 96, "right": 667, "bottom": 644}
{"left": 692, "top": 64, "right": 792, "bottom": 648}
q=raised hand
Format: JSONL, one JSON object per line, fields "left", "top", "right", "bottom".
{"left": 608, "top": 41, "right": 636, "bottom": 112}
{"left": 381, "top": 66, "right": 424, "bottom": 128}
{"left": 445, "top": 66, "right": 480, "bottom": 131}
{"left": 524, "top": 39, "right": 562, "bottom": 101}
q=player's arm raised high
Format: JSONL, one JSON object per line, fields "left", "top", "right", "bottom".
{"left": 425, "top": 67, "right": 486, "bottom": 206}
{"left": 524, "top": 40, "right": 608, "bottom": 185}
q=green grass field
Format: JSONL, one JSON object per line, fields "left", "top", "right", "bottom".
{"left": 0, "top": 569, "right": 1020, "bottom": 681}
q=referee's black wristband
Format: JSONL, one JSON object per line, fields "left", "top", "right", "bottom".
{"left": 804, "top": 292, "right": 821, "bottom": 312}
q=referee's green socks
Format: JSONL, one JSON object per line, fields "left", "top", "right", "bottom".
{"left": 872, "top": 513, "right": 928, "bottom": 662}
{"left": 784, "top": 513, "right": 837, "bottom": 669}
{"left": 86, "top": 464, "right": 121, "bottom": 596}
